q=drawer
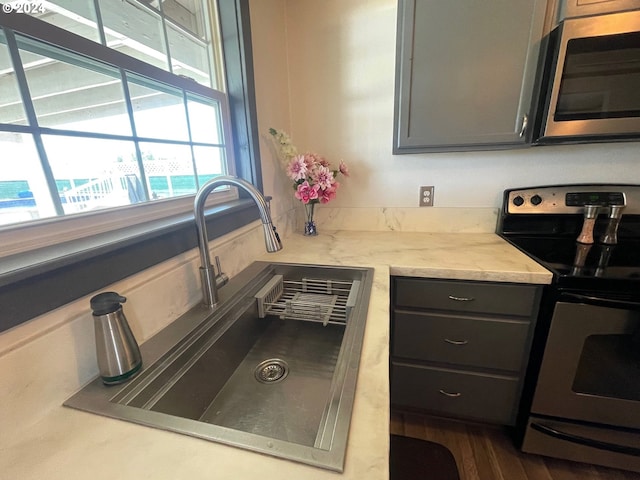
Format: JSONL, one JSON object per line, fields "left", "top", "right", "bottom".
{"left": 390, "top": 362, "right": 519, "bottom": 425}
{"left": 394, "top": 278, "right": 538, "bottom": 316}
{"left": 392, "top": 311, "right": 530, "bottom": 371}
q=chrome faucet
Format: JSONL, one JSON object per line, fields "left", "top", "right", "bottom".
{"left": 194, "top": 176, "right": 282, "bottom": 307}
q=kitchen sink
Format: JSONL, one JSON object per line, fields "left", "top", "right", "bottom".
{"left": 64, "top": 261, "right": 373, "bottom": 472}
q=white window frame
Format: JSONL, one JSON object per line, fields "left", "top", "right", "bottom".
{"left": 0, "top": 1, "right": 240, "bottom": 258}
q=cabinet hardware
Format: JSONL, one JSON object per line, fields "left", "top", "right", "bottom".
{"left": 448, "top": 295, "right": 474, "bottom": 302}
{"left": 444, "top": 338, "right": 469, "bottom": 346}
{"left": 519, "top": 114, "right": 529, "bottom": 138}
{"left": 439, "top": 389, "right": 462, "bottom": 398}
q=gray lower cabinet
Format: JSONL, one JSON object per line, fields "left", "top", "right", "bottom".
{"left": 393, "top": 0, "right": 548, "bottom": 152}
{"left": 390, "top": 277, "right": 542, "bottom": 425}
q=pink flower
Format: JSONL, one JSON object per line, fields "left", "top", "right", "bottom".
{"left": 317, "top": 155, "right": 330, "bottom": 168}
{"left": 268, "top": 128, "right": 350, "bottom": 206}
{"left": 318, "top": 183, "right": 339, "bottom": 204}
{"left": 301, "top": 153, "right": 324, "bottom": 168}
{"left": 339, "top": 160, "right": 349, "bottom": 177}
{"left": 295, "top": 181, "right": 320, "bottom": 204}
{"left": 311, "top": 165, "right": 335, "bottom": 190}
{"left": 286, "top": 155, "right": 308, "bottom": 181}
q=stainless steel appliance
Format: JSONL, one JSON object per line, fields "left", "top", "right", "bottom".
{"left": 497, "top": 184, "right": 640, "bottom": 472}
{"left": 534, "top": 10, "right": 640, "bottom": 143}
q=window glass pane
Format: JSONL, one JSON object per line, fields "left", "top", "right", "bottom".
{"left": 187, "top": 95, "right": 221, "bottom": 144}
{"left": 17, "top": 37, "right": 131, "bottom": 135}
{"left": 42, "top": 135, "right": 143, "bottom": 214}
{"left": 99, "top": 0, "right": 168, "bottom": 70}
{"left": 0, "top": 30, "right": 27, "bottom": 125}
{"left": 193, "top": 145, "right": 225, "bottom": 186}
{"left": 128, "top": 75, "right": 189, "bottom": 140}
{"left": 139, "top": 142, "right": 196, "bottom": 198}
{"left": 161, "top": 0, "right": 206, "bottom": 38}
{"left": 0, "top": 132, "right": 56, "bottom": 225}
{"left": 0, "top": 0, "right": 232, "bottom": 232}
{"left": 38, "top": 1, "right": 101, "bottom": 44}
{"left": 167, "top": 23, "right": 212, "bottom": 87}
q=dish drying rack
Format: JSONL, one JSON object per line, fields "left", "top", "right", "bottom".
{"left": 255, "top": 275, "right": 361, "bottom": 326}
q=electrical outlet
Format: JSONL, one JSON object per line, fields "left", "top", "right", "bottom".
{"left": 419, "top": 186, "right": 434, "bottom": 207}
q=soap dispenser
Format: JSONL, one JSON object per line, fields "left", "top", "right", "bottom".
{"left": 90, "top": 292, "right": 142, "bottom": 385}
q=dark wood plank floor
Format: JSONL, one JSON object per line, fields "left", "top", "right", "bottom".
{"left": 390, "top": 411, "right": 640, "bottom": 480}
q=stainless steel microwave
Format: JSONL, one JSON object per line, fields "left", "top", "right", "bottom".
{"left": 534, "top": 9, "right": 640, "bottom": 144}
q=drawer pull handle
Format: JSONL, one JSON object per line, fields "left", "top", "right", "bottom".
{"left": 448, "top": 295, "right": 474, "bottom": 302}
{"left": 444, "top": 338, "right": 468, "bottom": 346}
{"left": 439, "top": 389, "right": 462, "bottom": 398}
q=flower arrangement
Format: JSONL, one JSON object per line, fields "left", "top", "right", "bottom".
{"left": 268, "top": 128, "right": 349, "bottom": 206}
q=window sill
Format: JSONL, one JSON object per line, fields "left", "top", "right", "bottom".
{"left": 0, "top": 199, "right": 261, "bottom": 333}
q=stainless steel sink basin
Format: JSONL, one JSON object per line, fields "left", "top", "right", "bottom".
{"left": 64, "top": 261, "right": 373, "bottom": 472}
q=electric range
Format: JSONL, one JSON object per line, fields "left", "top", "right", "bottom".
{"left": 497, "top": 184, "right": 640, "bottom": 473}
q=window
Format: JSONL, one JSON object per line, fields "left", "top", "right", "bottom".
{"left": 0, "top": 0, "right": 236, "bottom": 247}
{"left": 0, "top": 0, "right": 263, "bottom": 332}
{"left": 28, "top": 0, "right": 220, "bottom": 88}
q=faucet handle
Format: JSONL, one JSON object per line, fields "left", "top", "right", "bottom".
{"left": 214, "top": 256, "right": 229, "bottom": 289}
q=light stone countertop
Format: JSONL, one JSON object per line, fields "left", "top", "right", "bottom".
{"left": 264, "top": 230, "right": 552, "bottom": 285}
{"left": 0, "top": 231, "right": 551, "bottom": 480}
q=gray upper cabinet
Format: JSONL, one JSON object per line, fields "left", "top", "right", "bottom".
{"left": 393, "top": 0, "right": 548, "bottom": 153}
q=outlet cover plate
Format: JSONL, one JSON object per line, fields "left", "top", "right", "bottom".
{"left": 419, "top": 186, "right": 434, "bottom": 207}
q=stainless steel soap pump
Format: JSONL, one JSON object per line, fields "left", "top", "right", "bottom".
{"left": 90, "top": 292, "right": 142, "bottom": 385}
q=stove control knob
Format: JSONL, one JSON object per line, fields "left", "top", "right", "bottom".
{"left": 513, "top": 195, "right": 525, "bottom": 207}
{"left": 531, "top": 194, "right": 542, "bottom": 206}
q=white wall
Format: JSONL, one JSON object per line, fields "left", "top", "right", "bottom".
{"left": 250, "top": 0, "right": 640, "bottom": 212}
{"left": 250, "top": 0, "right": 297, "bottom": 222}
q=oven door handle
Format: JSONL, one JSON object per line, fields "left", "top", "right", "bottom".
{"left": 561, "top": 292, "right": 640, "bottom": 310}
{"left": 531, "top": 422, "right": 640, "bottom": 457}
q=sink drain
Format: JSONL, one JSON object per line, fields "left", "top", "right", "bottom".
{"left": 254, "top": 359, "right": 289, "bottom": 384}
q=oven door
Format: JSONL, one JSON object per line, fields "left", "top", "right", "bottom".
{"left": 531, "top": 292, "right": 640, "bottom": 428}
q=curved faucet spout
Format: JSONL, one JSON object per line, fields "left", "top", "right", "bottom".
{"left": 194, "top": 176, "right": 282, "bottom": 307}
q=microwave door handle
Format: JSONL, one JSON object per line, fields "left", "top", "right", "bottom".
{"left": 561, "top": 292, "right": 640, "bottom": 310}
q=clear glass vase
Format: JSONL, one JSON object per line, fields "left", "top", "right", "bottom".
{"left": 304, "top": 202, "right": 318, "bottom": 236}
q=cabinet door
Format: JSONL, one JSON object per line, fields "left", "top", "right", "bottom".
{"left": 391, "top": 362, "right": 520, "bottom": 424}
{"left": 393, "top": 0, "right": 548, "bottom": 152}
{"left": 392, "top": 311, "right": 531, "bottom": 371}
{"left": 394, "top": 277, "right": 539, "bottom": 316}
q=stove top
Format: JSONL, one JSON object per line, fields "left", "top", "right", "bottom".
{"left": 497, "top": 184, "right": 640, "bottom": 294}
{"left": 504, "top": 235, "right": 640, "bottom": 291}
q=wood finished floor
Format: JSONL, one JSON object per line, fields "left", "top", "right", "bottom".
{"left": 390, "top": 411, "right": 640, "bottom": 480}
